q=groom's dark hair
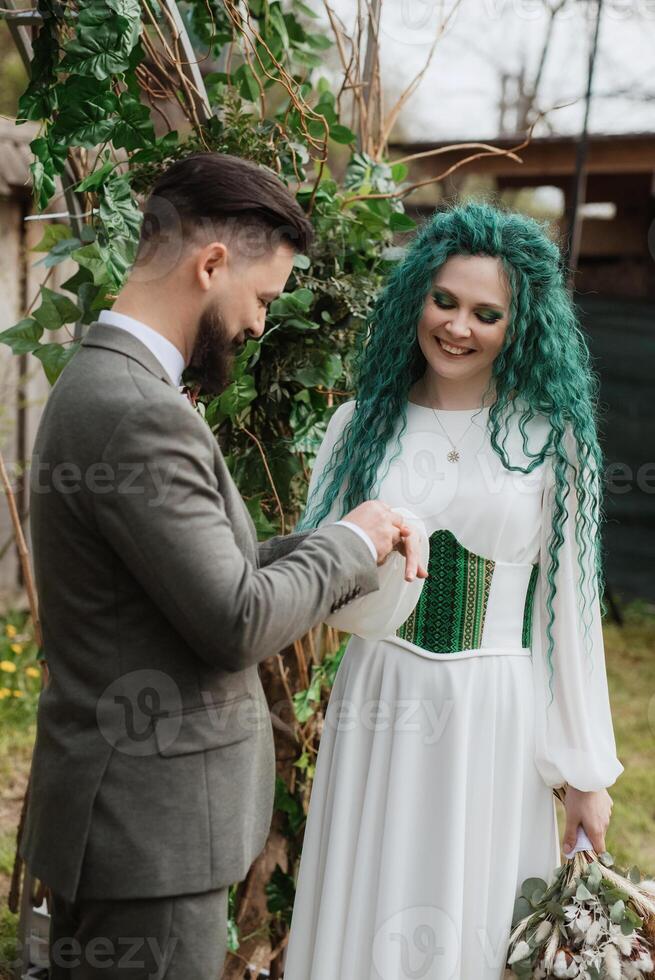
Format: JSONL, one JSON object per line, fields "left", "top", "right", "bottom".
{"left": 136, "top": 152, "right": 313, "bottom": 265}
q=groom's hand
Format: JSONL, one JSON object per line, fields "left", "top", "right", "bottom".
{"left": 342, "top": 501, "right": 429, "bottom": 582}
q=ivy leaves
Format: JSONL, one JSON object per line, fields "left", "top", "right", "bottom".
{"left": 60, "top": 0, "right": 141, "bottom": 80}
{"left": 17, "top": 0, "right": 151, "bottom": 211}
{"left": 0, "top": 286, "right": 82, "bottom": 384}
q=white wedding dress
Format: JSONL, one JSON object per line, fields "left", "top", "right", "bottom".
{"left": 283, "top": 399, "right": 623, "bottom": 980}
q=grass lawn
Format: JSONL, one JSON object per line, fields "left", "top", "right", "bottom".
{"left": 0, "top": 600, "right": 653, "bottom": 978}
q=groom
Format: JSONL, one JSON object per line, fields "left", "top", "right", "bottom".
{"left": 20, "top": 152, "right": 424, "bottom": 978}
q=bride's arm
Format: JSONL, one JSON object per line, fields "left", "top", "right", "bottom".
{"left": 531, "top": 426, "right": 623, "bottom": 794}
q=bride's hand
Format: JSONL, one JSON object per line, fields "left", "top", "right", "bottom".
{"left": 562, "top": 785, "right": 613, "bottom": 855}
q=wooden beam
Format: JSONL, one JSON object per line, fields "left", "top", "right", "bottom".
{"left": 394, "top": 135, "right": 655, "bottom": 179}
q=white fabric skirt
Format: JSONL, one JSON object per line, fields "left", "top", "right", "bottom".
{"left": 283, "top": 634, "right": 561, "bottom": 980}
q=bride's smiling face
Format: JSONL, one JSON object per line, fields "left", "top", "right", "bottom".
{"left": 416, "top": 254, "right": 511, "bottom": 382}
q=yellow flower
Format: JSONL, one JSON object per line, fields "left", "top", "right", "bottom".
{"left": 25, "top": 666, "right": 41, "bottom": 679}
{"left": 10, "top": 643, "right": 23, "bottom": 655}
{"left": 5, "top": 624, "right": 17, "bottom": 638}
{"left": 12, "top": 690, "right": 24, "bottom": 698}
{"left": 0, "top": 690, "right": 8, "bottom": 699}
{"left": 0, "top": 660, "right": 17, "bottom": 673}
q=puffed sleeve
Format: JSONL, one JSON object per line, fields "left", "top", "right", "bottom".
{"left": 299, "top": 400, "right": 429, "bottom": 639}
{"left": 531, "top": 428, "right": 624, "bottom": 792}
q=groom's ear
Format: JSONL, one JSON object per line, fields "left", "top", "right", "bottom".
{"left": 195, "top": 242, "right": 229, "bottom": 291}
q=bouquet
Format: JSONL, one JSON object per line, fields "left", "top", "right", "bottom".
{"left": 506, "top": 790, "right": 655, "bottom": 979}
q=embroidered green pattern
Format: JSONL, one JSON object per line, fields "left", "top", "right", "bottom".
{"left": 521, "top": 564, "right": 539, "bottom": 648}
{"left": 396, "top": 529, "right": 539, "bottom": 654}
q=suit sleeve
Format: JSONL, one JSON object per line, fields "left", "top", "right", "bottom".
{"left": 93, "top": 398, "right": 379, "bottom": 672}
{"left": 257, "top": 530, "right": 312, "bottom": 568}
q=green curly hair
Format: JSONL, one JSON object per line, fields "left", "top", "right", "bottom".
{"left": 297, "top": 199, "right": 605, "bottom": 709}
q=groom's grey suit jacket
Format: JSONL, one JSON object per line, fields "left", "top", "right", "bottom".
{"left": 20, "top": 322, "right": 379, "bottom": 902}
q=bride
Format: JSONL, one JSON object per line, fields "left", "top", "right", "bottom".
{"left": 282, "top": 200, "right": 623, "bottom": 979}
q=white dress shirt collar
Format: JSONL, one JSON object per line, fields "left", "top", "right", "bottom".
{"left": 98, "top": 310, "right": 186, "bottom": 387}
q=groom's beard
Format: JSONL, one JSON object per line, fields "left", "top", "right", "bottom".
{"left": 189, "top": 302, "right": 238, "bottom": 397}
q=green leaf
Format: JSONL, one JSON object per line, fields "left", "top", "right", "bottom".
{"left": 609, "top": 899, "right": 625, "bottom": 923}
{"left": 575, "top": 881, "right": 593, "bottom": 901}
{"left": 235, "top": 64, "right": 260, "bottom": 103}
{"left": 265, "top": 865, "right": 296, "bottom": 924}
{"left": 587, "top": 861, "right": 603, "bottom": 889}
{"left": 112, "top": 93, "right": 156, "bottom": 151}
{"left": 211, "top": 375, "right": 257, "bottom": 422}
{"left": 32, "top": 287, "right": 81, "bottom": 331}
{"left": 30, "top": 136, "right": 68, "bottom": 209}
{"left": 292, "top": 667, "right": 322, "bottom": 723}
{"left": 288, "top": 288, "right": 314, "bottom": 310}
{"left": 76, "top": 160, "right": 117, "bottom": 192}
{"left": 53, "top": 77, "right": 118, "bottom": 148}
{"left": 329, "top": 123, "right": 356, "bottom": 145}
{"left": 306, "top": 33, "right": 333, "bottom": 50}
{"left": 269, "top": 3, "right": 290, "bottom": 47}
{"left": 73, "top": 243, "right": 111, "bottom": 287}
{"left": 0, "top": 319, "right": 43, "bottom": 355}
{"left": 511, "top": 895, "right": 532, "bottom": 927}
{"left": 520, "top": 878, "right": 548, "bottom": 902}
{"left": 97, "top": 237, "right": 136, "bottom": 290}
{"left": 244, "top": 495, "right": 277, "bottom": 538}
{"left": 61, "top": 266, "right": 94, "bottom": 294}
{"left": 544, "top": 900, "right": 566, "bottom": 919}
{"left": 274, "top": 777, "right": 305, "bottom": 835}
{"left": 627, "top": 865, "right": 642, "bottom": 883}
{"left": 292, "top": 253, "right": 311, "bottom": 270}
{"left": 391, "top": 161, "right": 409, "bottom": 182}
{"left": 33, "top": 342, "right": 82, "bottom": 385}
{"left": 389, "top": 211, "right": 417, "bottom": 232}
{"left": 61, "top": 0, "right": 141, "bottom": 80}
{"left": 30, "top": 224, "right": 73, "bottom": 253}
{"left": 293, "top": 48, "right": 322, "bottom": 68}
{"left": 294, "top": 352, "right": 342, "bottom": 389}
{"left": 98, "top": 173, "right": 141, "bottom": 239}
{"left": 293, "top": 0, "right": 318, "bottom": 18}
{"left": 17, "top": 19, "right": 59, "bottom": 121}
{"left": 33, "top": 237, "right": 83, "bottom": 269}
{"left": 233, "top": 338, "right": 262, "bottom": 371}
{"left": 77, "top": 281, "right": 111, "bottom": 323}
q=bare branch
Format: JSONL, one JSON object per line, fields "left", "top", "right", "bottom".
{"left": 379, "top": 0, "right": 464, "bottom": 152}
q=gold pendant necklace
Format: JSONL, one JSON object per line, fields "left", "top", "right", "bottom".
{"left": 431, "top": 409, "right": 479, "bottom": 463}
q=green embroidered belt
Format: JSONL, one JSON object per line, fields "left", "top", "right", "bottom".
{"left": 396, "top": 529, "right": 539, "bottom": 654}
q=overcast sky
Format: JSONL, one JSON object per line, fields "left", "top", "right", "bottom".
{"left": 319, "top": 0, "right": 655, "bottom": 140}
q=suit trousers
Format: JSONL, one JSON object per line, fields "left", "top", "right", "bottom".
{"left": 47, "top": 886, "right": 229, "bottom": 980}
